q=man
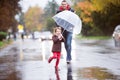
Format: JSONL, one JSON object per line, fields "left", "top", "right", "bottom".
{"left": 56, "top": 0, "right": 74, "bottom": 64}
{"left": 57, "top": 0, "right": 74, "bottom": 13}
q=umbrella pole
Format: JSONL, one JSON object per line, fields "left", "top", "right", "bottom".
{"left": 61, "top": 26, "right": 68, "bottom": 35}
{"left": 62, "top": 29, "right": 65, "bottom": 35}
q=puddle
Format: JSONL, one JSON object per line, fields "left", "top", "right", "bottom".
{"left": 0, "top": 55, "right": 18, "bottom": 64}
{"left": 0, "top": 47, "right": 20, "bottom": 80}
{"left": 0, "top": 63, "right": 20, "bottom": 80}
{"left": 22, "top": 49, "right": 36, "bottom": 53}
{"left": 76, "top": 67, "right": 120, "bottom": 80}
{"left": 23, "top": 54, "right": 43, "bottom": 61}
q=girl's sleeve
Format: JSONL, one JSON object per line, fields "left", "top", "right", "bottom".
{"left": 61, "top": 37, "right": 65, "bottom": 42}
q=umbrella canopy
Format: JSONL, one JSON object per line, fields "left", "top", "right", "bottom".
{"left": 52, "top": 10, "right": 82, "bottom": 34}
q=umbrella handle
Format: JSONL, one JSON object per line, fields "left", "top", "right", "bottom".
{"left": 62, "top": 29, "right": 65, "bottom": 34}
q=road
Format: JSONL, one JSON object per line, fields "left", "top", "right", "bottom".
{"left": 0, "top": 38, "right": 120, "bottom": 80}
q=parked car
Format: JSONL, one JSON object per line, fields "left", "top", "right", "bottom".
{"left": 40, "top": 31, "right": 52, "bottom": 41}
{"left": 112, "top": 25, "right": 120, "bottom": 47}
{"left": 28, "top": 31, "right": 41, "bottom": 39}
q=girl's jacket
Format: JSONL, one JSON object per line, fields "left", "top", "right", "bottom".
{"left": 52, "top": 35, "right": 65, "bottom": 52}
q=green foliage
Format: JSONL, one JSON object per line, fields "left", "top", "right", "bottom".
{"left": 0, "top": 40, "right": 12, "bottom": 48}
{"left": 0, "top": 32, "right": 7, "bottom": 41}
{"left": 77, "top": 35, "right": 111, "bottom": 40}
{"left": 43, "top": 0, "right": 59, "bottom": 31}
{"left": 92, "top": 0, "right": 120, "bottom": 13}
{"left": 75, "top": 0, "right": 120, "bottom": 36}
{"left": 44, "top": 0, "right": 58, "bottom": 17}
{"left": 46, "top": 18, "right": 56, "bottom": 32}
{"left": 92, "top": 1, "right": 120, "bottom": 35}
{"left": 0, "top": 41, "right": 4, "bottom": 47}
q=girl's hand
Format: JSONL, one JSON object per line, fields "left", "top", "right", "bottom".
{"left": 58, "top": 34, "right": 63, "bottom": 40}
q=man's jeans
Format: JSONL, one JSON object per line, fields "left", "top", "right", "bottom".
{"left": 63, "top": 30, "right": 72, "bottom": 61}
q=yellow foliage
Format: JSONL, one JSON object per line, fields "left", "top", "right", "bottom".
{"left": 75, "top": 1, "right": 94, "bottom": 23}
{"left": 24, "top": 6, "right": 44, "bottom": 31}
{"left": 83, "top": 18, "right": 92, "bottom": 23}
{"left": 92, "top": 0, "right": 120, "bottom": 12}
{"left": 76, "top": 1, "right": 95, "bottom": 12}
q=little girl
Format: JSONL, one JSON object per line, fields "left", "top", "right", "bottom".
{"left": 48, "top": 27, "right": 65, "bottom": 70}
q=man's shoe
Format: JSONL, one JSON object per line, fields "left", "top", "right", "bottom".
{"left": 66, "top": 61, "right": 71, "bottom": 64}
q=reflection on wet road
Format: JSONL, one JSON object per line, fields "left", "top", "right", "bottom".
{"left": 0, "top": 43, "right": 20, "bottom": 80}
{"left": 0, "top": 38, "right": 120, "bottom": 80}
{"left": 76, "top": 67, "right": 118, "bottom": 80}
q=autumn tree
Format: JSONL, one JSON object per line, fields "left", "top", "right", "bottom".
{"left": 75, "top": 0, "right": 120, "bottom": 36}
{"left": 0, "top": 0, "right": 21, "bottom": 32}
{"left": 92, "top": 0, "right": 120, "bottom": 35}
{"left": 24, "top": 6, "right": 44, "bottom": 32}
{"left": 75, "top": 1, "right": 102, "bottom": 36}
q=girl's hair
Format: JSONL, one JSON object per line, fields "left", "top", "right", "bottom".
{"left": 53, "top": 27, "right": 62, "bottom": 34}
{"left": 62, "top": 0, "right": 66, "bottom": 2}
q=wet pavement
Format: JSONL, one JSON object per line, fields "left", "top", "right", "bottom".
{"left": 0, "top": 41, "right": 20, "bottom": 80}
{"left": 0, "top": 38, "right": 120, "bottom": 80}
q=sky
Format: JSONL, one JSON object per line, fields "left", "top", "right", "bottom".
{"left": 19, "top": 0, "right": 63, "bottom": 12}
{"left": 19, "top": 0, "right": 73, "bottom": 12}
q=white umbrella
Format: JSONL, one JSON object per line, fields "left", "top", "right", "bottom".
{"left": 52, "top": 10, "right": 82, "bottom": 34}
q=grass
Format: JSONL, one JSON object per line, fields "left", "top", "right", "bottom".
{"left": 0, "top": 40, "right": 12, "bottom": 49}
{"left": 76, "top": 35, "right": 111, "bottom": 40}
{"left": 0, "top": 41, "right": 4, "bottom": 47}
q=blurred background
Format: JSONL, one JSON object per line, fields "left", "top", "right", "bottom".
{"left": 0, "top": 0, "right": 120, "bottom": 80}
{"left": 0, "top": 0, "right": 120, "bottom": 42}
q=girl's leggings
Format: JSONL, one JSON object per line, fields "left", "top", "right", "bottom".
{"left": 50, "top": 51, "right": 61, "bottom": 67}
